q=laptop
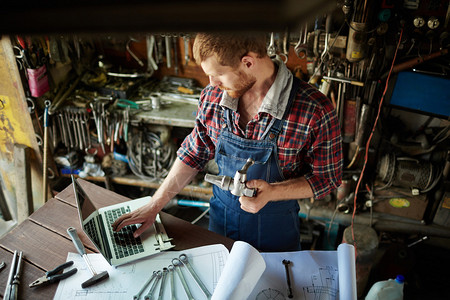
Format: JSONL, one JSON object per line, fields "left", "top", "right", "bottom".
{"left": 71, "top": 176, "right": 175, "bottom": 266}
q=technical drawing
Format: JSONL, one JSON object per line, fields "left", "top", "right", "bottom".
{"left": 302, "top": 265, "right": 338, "bottom": 300}
{"left": 256, "top": 288, "right": 286, "bottom": 300}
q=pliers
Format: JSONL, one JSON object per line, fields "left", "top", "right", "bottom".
{"left": 29, "top": 261, "right": 77, "bottom": 288}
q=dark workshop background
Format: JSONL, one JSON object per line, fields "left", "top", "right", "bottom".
{"left": 0, "top": 0, "right": 449, "bottom": 299}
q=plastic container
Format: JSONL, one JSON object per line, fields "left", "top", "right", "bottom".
{"left": 365, "top": 275, "right": 404, "bottom": 300}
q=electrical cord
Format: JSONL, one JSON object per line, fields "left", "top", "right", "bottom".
{"left": 350, "top": 26, "right": 404, "bottom": 254}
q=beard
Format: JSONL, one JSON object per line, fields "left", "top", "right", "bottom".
{"left": 220, "top": 71, "right": 256, "bottom": 99}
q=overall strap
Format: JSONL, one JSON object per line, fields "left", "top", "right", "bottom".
{"left": 265, "top": 76, "right": 301, "bottom": 139}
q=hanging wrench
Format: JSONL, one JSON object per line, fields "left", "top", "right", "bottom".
{"left": 164, "top": 35, "right": 172, "bottom": 69}
{"left": 267, "top": 32, "right": 276, "bottom": 58}
{"left": 179, "top": 254, "right": 212, "bottom": 299}
{"left": 294, "top": 24, "right": 308, "bottom": 59}
{"left": 74, "top": 110, "right": 84, "bottom": 150}
{"left": 172, "top": 258, "right": 194, "bottom": 300}
{"left": 173, "top": 36, "right": 179, "bottom": 75}
{"left": 183, "top": 35, "right": 190, "bottom": 66}
{"left": 146, "top": 35, "right": 158, "bottom": 72}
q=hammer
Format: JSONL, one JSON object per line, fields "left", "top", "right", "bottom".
{"left": 67, "top": 227, "right": 109, "bottom": 288}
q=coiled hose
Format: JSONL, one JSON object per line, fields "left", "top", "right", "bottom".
{"left": 127, "top": 130, "right": 176, "bottom": 181}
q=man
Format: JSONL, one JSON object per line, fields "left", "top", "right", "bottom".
{"left": 113, "top": 33, "right": 343, "bottom": 252}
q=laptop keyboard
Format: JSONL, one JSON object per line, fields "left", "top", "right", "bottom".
{"left": 105, "top": 206, "right": 145, "bottom": 259}
{"left": 84, "top": 218, "right": 100, "bottom": 248}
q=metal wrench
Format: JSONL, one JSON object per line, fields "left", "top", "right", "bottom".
{"left": 74, "top": 110, "right": 84, "bottom": 150}
{"left": 282, "top": 259, "right": 293, "bottom": 298}
{"left": 146, "top": 35, "right": 158, "bottom": 72}
{"left": 172, "top": 258, "right": 194, "bottom": 300}
{"left": 144, "top": 270, "right": 162, "bottom": 300}
{"left": 173, "top": 36, "right": 179, "bottom": 75}
{"left": 134, "top": 271, "right": 157, "bottom": 300}
{"left": 179, "top": 254, "right": 212, "bottom": 299}
{"left": 168, "top": 265, "right": 176, "bottom": 300}
{"left": 183, "top": 35, "right": 190, "bottom": 66}
{"left": 57, "top": 112, "right": 68, "bottom": 147}
{"left": 64, "top": 110, "right": 74, "bottom": 149}
{"left": 157, "top": 268, "right": 169, "bottom": 300}
{"left": 267, "top": 32, "right": 276, "bottom": 58}
{"left": 81, "top": 110, "right": 91, "bottom": 149}
{"left": 164, "top": 35, "right": 172, "bottom": 68}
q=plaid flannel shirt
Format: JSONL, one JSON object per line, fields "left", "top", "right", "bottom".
{"left": 177, "top": 79, "right": 343, "bottom": 200}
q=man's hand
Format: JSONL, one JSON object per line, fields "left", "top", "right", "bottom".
{"left": 238, "top": 176, "right": 314, "bottom": 213}
{"left": 238, "top": 179, "right": 272, "bottom": 213}
{"left": 112, "top": 203, "right": 159, "bottom": 238}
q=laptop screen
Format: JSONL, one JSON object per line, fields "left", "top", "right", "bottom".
{"left": 71, "top": 175, "right": 106, "bottom": 257}
{"left": 71, "top": 175, "right": 97, "bottom": 224}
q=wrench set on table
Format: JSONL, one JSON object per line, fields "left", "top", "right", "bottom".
{"left": 134, "top": 253, "right": 212, "bottom": 300}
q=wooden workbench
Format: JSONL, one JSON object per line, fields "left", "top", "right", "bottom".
{"left": 0, "top": 179, "right": 234, "bottom": 299}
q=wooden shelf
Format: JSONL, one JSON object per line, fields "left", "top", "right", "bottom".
{"left": 65, "top": 174, "right": 213, "bottom": 200}
{"left": 133, "top": 101, "right": 197, "bottom": 128}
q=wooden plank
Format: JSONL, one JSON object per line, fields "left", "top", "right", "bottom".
{"left": 14, "top": 144, "right": 33, "bottom": 223}
{"left": 0, "top": 219, "right": 93, "bottom": 271}
{"left": 59, "top": 174, "right": 214, "bottom": 200}
{"left": 0, "top": 36, "right": 45, "bottom": 211}
{"left": 0, "top": 248, "right": 56, "bottom": 300}
{"left": 28, "top": 197, "right": 97, "bottom": 251}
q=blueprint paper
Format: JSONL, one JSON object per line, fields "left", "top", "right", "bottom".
{"left": 53, "top": 244, "right": 229, "bottom": 300}
{"left": 337, "top": 243, "right": 357, "bottom": 300}
{"left": 247, "top": 243, "right": 357, "bottom": 300}
{"left": 213, "top": 242, "right": 356, "bottom": 300}
{"left": 54, "top": 242, "right": 356, "bottom": 300}
{"left": 212, "top": 241, "right": 266, "bottom": 300}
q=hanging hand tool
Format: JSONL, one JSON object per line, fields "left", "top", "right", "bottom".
{"left": 321, "top": 14, "right": 332, "bottom": 62}
{"left": 267, "top": 32, "right": 277, "bottom": 58}
{"left": 146, "top": 35, "right": 158, "bottom": 72}
{"left": 42, "top": 100, "right": 51, "bottom": 203}
{"left": 164, "top": 35, "right": 172, "bottom": 69}
{"left": 183, "top": 35, "right": 190, "bottom": 66}
{"left": 67, "top": 227, "right": 109, "bottom": 288}
{"left": 126, "top": 37, "right": 144, "bottom": 67}
{"left": 173, "top": 36, "right": 179, "bottom": 75}
{"left": 29, "top": 261, "right": 77, "bottom": 287}
{"left": 294, "top": 25, "right": 308, "bottom": 59}
{"left": 4, "top": 250, "right": 23, "bottom": 300}
{"left": 204, "top": 158, "right": 257, "bottom": 197}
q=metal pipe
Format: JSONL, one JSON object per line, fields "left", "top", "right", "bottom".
{"left": 299, "top": 203, "right": 450, "bottom": 238}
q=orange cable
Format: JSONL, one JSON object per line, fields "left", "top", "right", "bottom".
{"left": 350, "top": 27, "right": 404, "bottom": 255}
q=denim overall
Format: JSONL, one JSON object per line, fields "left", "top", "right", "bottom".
{"left": 209, "top": 78, "right": 301, "bottom": 252}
